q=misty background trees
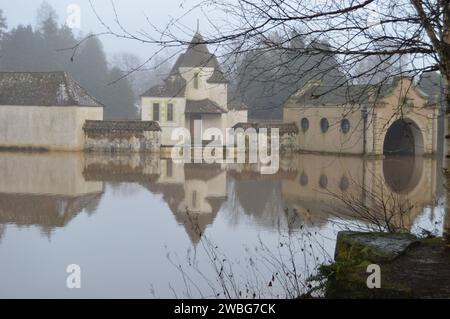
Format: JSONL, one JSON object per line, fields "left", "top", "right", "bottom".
{"left": 0, "top": 2, "right": 171, "bottom": 119}
{"left": 228, "top": 33, "right": 347, "bottom": 119}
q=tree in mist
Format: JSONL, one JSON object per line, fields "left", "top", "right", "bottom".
{"left": 0, "top": 9, "right": 7, "bottom": 40}
{"left": 78, "top": 0, "right": 450, "bottom": 118}
{"left": 207, "top": 0, "right": 449, "bottom": 110}
{"left": 111, "top": 52, "right": 172, "bottom": 101}
{"left": 0, "top": 2, "right": 137, "bottom": 119}
{"left": 229, "top": 32, "right": 346, "bottom": 118}
{"left": 35, "top": 0, "right": 58, "bottom": 31}
{"left": 0, "top": 25, "right": 48, "bottom": 71}
{"left": 103, "top": 67, "right": 137, "bottom": 119}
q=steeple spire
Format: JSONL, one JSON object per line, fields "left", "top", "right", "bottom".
{"left": 196, "top": 19, "right": 199, "bottom": 32}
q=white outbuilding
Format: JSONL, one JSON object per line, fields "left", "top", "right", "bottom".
{"left": 0, "top": 71, "right": 104, "bottom": 151}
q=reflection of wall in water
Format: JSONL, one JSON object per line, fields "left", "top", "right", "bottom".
{"left": 83, "top": 153, "right": 160, "bottom": 183}
{"left": 0, "top": 153, "right": 103, "bottom": 196}
{"left": 0, "top": 152, "right": 104, "bottom": 236}
{"left": 281, "top": 154, "right": 440, "bottom": 229}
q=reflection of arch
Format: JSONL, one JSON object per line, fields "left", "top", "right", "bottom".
{"left": 383, "top": 118, "right": 424, "bottom": 155}
{"left": 382, "top": 156, "right": 424, "bottom": 194}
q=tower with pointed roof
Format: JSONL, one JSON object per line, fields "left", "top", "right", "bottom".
{"left": 141, "top": 31, "right": 248, "bottom": 146}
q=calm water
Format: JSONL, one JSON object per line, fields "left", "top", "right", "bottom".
{"left": 0, "top": 152, "right": 445, "bottom": 298}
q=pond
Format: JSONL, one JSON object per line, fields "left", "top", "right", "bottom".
{"left": 0, "top": 152, "right": 445, "bottom": 298}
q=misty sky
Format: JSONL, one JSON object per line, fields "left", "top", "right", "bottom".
{"left": 1, "top": 0, "right": 215, "bottom": 60}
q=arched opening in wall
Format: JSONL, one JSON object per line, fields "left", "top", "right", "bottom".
{"left": 382, "top": 156, "right": 423, "bottom": 194}
{"left": 383, "top": 119, "right": 424, "bottom": 156}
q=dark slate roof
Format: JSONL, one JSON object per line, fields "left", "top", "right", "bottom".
{"left": 292, "top": 83, "right": 379, "bottom": 106}
{"left": 180, "top": 32, "right": 221, "bottom": 69}
{"left": 418, "top": 71, "right": 445, "bottom": 107}
{"left": 206, "top": 67, "right": 228, "bottom": 83}
{"left": 227, "top": 100, "right": 248, "bottom": 110}
{"left": 232, "top": 122, "right": 299, "bottom": 135}
{"left": 185, "top": 99, "right": 227, "bottom": 114}
{"left": 83, "top": 120, "right": 161, "bottom": 133}
{"left": 142, "top": 32, "right": 229, "bottom": 98}
{"left": 171, "top": 32, "right": 228, "bottom": 83}
{"left": 287, "top": 77, "right": 429, "bottom": 107}
{"left": 141, "top": 74, "right": 187, "bottom": 98}
{"left": 0, "top": 71, "right": 103, "bottom": 107}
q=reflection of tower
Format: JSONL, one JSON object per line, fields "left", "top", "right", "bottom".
{"left": 143, "top": 162, "right": 227, "bottom": 245}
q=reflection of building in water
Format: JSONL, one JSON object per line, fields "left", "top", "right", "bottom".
{"left": 143, "top": 160, "right": 227, "bottom": 244}
{"left": 0, "top": 153, "right": 104, "bottom": 237}
{"left": 281, "top": 154, "right": 441, "bottom": 230}
{"left": 227, "top": 167, "right": 294, "bottom": 229}
{"left": 83, "top": 153, "right": 160, "bottom": 183}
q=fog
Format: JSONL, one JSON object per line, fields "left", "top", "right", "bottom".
{"left": 1, "top": 0, "right": 209, "bottom": 60}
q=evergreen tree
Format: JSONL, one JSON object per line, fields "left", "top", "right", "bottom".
{"left": 0, "top": 4, "right": 137, "bottom": 119}
{"left": 104, "top": 67, "right": 137, "bottom": 119}
{"left": 0, "top": 9, "right": 7, "bottom": 40}
{"left": 36, "top": 1, "right": 58, "bottom": 31}
{"left": 0, "top": 25, "right": 48, "bottom": 71}
{"left": 72, "top": 36, "right": 109, "bottom": 103}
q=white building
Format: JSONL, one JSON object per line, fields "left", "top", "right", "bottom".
{"left": 0, "top": 71, "right": 104, "bottom": 151}
{"left": 141, "top": 32, "right": 248, "bottom": 146}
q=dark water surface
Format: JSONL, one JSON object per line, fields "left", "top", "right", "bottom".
{"left": 0, "top": 152, "right": 445, "bottom": 298}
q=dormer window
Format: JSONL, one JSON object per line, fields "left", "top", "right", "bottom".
{"left": 194, "top": 73, "right": 199, "bottom": 89}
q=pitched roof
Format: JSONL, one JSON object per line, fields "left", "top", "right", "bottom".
{"left": 227, "top": 100, "right": 248, "bottom": 110}
{"left": 141, "top": 32, "right": 229, "bottom": 98}
{"left": 170, "top": 32, "right": 228, "bottom": 83}
{"left": 185, "top": 99, "right": 227, "bottom": 114}
{"left": 286, "top": 77, "right": 432, "bottom": 108}
{"left": 141, "top": 74, "right": 187, "bottom": 98}
{"left": 179, "top": 32, "right": 221, "bottom": 69}
{"left": 292, "top": 83, "right": 376, "bottom": 106}
{"left": 418, "top": 71, "right": 445, "bottom": 107}
{"left": 232, "top": 122, "right": 299, "bottom": 135}
{"left": 0, "top": 71, "right": 103, "bottom": 107}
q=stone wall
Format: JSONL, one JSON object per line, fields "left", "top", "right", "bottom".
{"left": 83, "top": 120, "right": 161, "bottom": 153}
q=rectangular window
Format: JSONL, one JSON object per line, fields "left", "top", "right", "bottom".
{"left": 193, "top": 73, "right": 199, "bottom": 89}
{"left": 167, "top": 103, "right": 174, "bottom": 121}
{"left": 153, "top": 103, "right": 160, "bottom": 121}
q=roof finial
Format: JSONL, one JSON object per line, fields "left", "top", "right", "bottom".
{"left": 196, "top": 19, "right": 199, "bottom": 32}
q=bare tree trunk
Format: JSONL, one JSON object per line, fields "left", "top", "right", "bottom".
{"left": 443, "top": 2, "right": 450, "bottom": 237}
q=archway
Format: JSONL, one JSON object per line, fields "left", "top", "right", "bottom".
{"left": 383, "top": 119, "right": 424, "bottom": 156}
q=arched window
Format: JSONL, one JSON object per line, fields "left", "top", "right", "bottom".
{"left": 341, "top": 119, "right": 350, "bottom": 134}
{"left": 300, "top": 118, "right": 309, "bottom": 132}
{"left": 299, "top": 171, "right": 308, "bottom": 186}
{"left": 320, "top": 118, "right": 329, "bottom": 133}
{"left": 319, "top": 174, "right": 328, "bottom": 188}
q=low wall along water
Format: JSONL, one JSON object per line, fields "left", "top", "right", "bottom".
{"left": 83, "top": 120, "right": 161, "bottom": 153}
